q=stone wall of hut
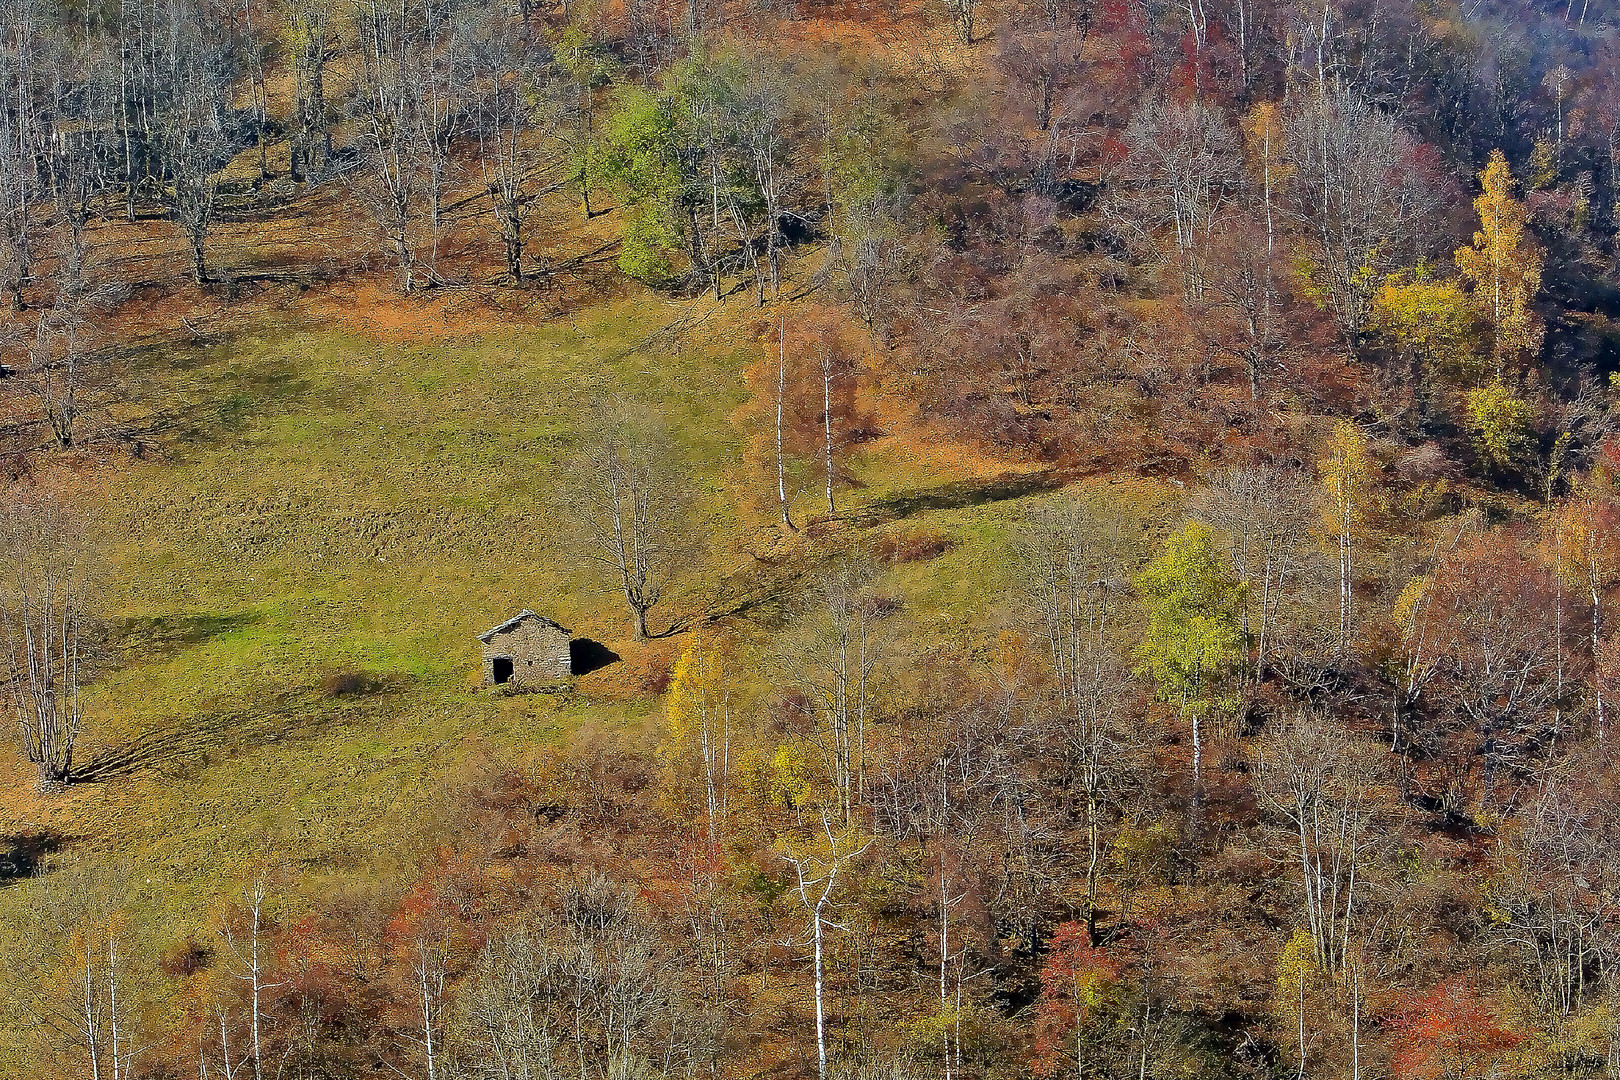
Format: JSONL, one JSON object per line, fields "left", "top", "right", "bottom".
{"left": 481, "top": 620, "right": 572, "bottom": 689}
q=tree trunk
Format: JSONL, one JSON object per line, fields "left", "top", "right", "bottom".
{"left": 823, "top": 355, "right": 835, "bottom": 514}
{"left": 812, "top": 905, "right": 828, "bottom": 1080}
{"left": 506, "top": 220, "right": 524, "bottom": 283}
{"left": 778, "top": 319, "right": 795, "bottom": 530}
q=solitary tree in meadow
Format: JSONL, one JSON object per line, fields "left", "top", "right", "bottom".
{"left": 569, "top": 414, "right": 690, "bottom": 640}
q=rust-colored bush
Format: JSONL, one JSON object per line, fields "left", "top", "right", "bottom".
{"left": 321, "top": 667, "right": 384, "bottom": 697}
{"left": 874, "top": 529, "right": 954, "bottom": 563}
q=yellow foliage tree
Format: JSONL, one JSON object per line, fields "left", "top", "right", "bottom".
{"left": 664, "top": 638, "right": 735, "bottom": 844}
{"left": 1275, "top": 928, "right": 1320, "bottom": 1080}
{"left": 1374, "top": 273, "right": 1487, "bottom": 388}
{"left": 1549, "top": 495, "right": 1620, "bottom": 738}
{"left": 1455, "top": 150, "right": 1544, "bottom": 380}
{"left": 1317, "top": 422, "right": 1375, "bottom": 654}
{"left": 1465, "top": 382, "right": 1535, "bottom": 470}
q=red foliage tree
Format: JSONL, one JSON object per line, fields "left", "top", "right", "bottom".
{"left": 1403, "top": 532, "right": 1562, "bottom": 816}
{"left": 1030, "top": 922, "right": 1121, "bottom": 1079}
{"left": 1389, "top": 980, "right": 1521, "bottom": 1080}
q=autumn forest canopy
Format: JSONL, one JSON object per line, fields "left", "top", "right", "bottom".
{"left": 4, "top": 0, "right": 1620, "bottom": 1076}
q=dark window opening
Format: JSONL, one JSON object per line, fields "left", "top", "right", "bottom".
{"left": 492, "top": 657, "right": 514, "bottom": 684}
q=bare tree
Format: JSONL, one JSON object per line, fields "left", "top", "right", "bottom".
{"left": 816, "top": 339, "right": 853, "bottom": 515}
{"left": 413, "top": 1, "right": 466, "bottom": 281}
{"left": 1207, "top": 220, "right": 1289, "bottom": 405}
{"left": 1017, "top": 498, "right": 1141, "bottom": 935}
{"left": 41, "top": 41, "right": 116, "bottom": 287}
{"left": 775, "top": 316, "right": 796, "bottom": 530}
{"left": 569, "top": 417, "right": 689, "bottom": 640}
{"left": 229, "top": 0, "right": 274, "bottom": 185}
{"left": 1251, "top": 711, "right": 1384, "bottom": 972}
{"left": 1489, "top": 774, "right": 1620, "bottom": 1017}
{"left": 454, "top": 873, "right": 681, "bottom": 1080}
{"left": 404, "top": 933, "right": 450, "bottom": 1080}
{"left": 781, "top": 811, "right": 873, "bottom": 1080}
{"left": 455, "top": 927, "right": 563, "bottom": 1080}
{"left": 5, "top": 866, "right": 145, "bottom": 1077}
{"left": 1019, "top": 498, "right": 1135, "bottom": 703}
{"left": 349, "top": 0, "right": 439, "bottom": 290}
{"left": 150, "top": 1, "right": 237, "bottom": 284}
{"left": 1489, "top": 775, "right": 1614, "bottom": 1014}
{"left": 826, "top": 111, "right": 910, "bottom": 336}
{"left": 0, "top": 493, "right": 93, "bottom": 787}
{"left": 283, "top": 0, "right": 335, "bottom": 181}
{"left": 1282, "top": 91, "right": 1441, "bottom": 353}
{"left": 876, "top": 708, "right": 1004, "bottom": 1080}
{"left": 940, "top": 0, "right": 978, "bottom": 43}
{"left": 1194, "top": 463, "right": 1318, "bottom": 684}
{"left": 782, "top": 562, "right": 890, "bottom": 823}
{"left": 733, "top": 49, "right": 806, "bottom": 304}
{"left": 1402, "top": 536, "right": 1562, "bottom": 814}
{"left": 1115, "top": 99, "right": 1243, "bottom": 303}
{"left": 465, "top": 9, "right": 570, "bottom": 284}
{"left": 0, "top": 2, "right": 42, "bottom": 312}
{"left": 162, "top": 6, "right": 232, "bottom": 275}
{"left": 8, "top": 276, "right": 120, "bottom": 450}
{"left": 218, "top": 878, "right": 278, "bottom": 1080}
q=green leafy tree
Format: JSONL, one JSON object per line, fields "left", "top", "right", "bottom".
{"left": 1466, "top": 381, "right": 1535, "bottom": 471}
{"left": 596, "top": 52, "right": 767, "bottom": 293}
{"left": 1134, "top": 521, "right": 1243, "bottom": 799}
{"left": 598, "top": 87, "right": 688, "bottom": 283}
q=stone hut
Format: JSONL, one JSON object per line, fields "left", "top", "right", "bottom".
{"left": 477, "top": 610, "right": 572, "bottom": 691}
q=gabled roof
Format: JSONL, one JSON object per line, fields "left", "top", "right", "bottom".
{"left": 477, "top": 609, "right": 571, "bottom": 643}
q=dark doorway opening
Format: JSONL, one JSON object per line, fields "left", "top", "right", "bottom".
{"left": 492, "top": 657, "right": 514, "bottom": 684}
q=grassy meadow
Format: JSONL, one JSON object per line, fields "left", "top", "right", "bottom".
{"left": 0, "top": 287, "right": 1176, "bottom": 1065}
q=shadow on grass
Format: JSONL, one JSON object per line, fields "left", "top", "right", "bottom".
{"left": 0, "top": 831, "right": 63, "bottom": 885}
{"left": 570, "top": 638, "right": 621, "bottom": 677}
{"left": 74, "top": 692, "right": 316, "bottom": 784}
{"left": 128, "top": 353, "right": 316, "bottom": 448}
{"left": 114, "top": 611, "right": 266, "bottom": 665}
{"left": 837, "top": 469, "right": 1067, "bottom": 527}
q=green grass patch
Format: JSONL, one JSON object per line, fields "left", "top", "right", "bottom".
{"left": 0, "top": 301, "right": 751, "bottom": 1005}
{"left": 0, "top": 295, "right": 1182, "bottom": 1070}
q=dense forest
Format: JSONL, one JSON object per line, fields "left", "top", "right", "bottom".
{"left": 2, "top": 0, "right": 1620, "bottom": 1077}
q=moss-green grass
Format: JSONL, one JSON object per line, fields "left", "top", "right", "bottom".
{"left": 0, "top": 300, "right": 748, "bottom": 1051}
{"left": 0, "top": 292, "right": 1179, "bottom": 1070}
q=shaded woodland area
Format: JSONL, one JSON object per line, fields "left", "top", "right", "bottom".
{"left": 3, "top": 0, "right": 1620, "bottom": 1078}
